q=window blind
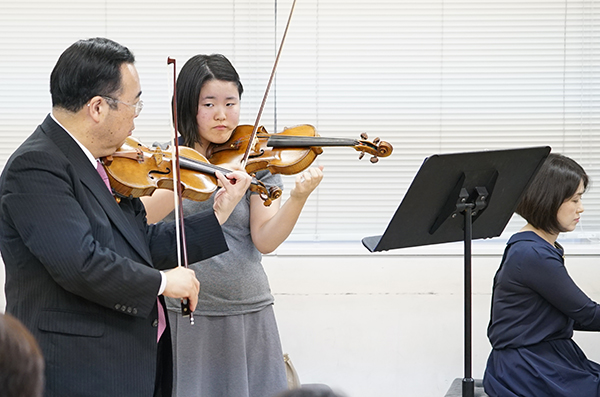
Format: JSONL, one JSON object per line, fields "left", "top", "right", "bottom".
{"left": 0, "top": 0, "right": 597, "bottom": 242}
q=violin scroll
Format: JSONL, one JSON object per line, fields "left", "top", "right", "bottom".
{"left": 356, "top": 132, "right": 393, "bottom": 163}
{"left": 248, "top": 178, "right": 282, "bottom": 207}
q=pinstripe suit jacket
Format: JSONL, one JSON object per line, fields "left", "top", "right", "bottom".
{"left": 0, "top": 115, "right": 228, "bottom": 396}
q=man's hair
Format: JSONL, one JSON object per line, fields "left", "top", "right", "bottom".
{"left": 175, "top": 54, "right": 243, "bottom": 148}
{"left": 50, "top": 37, "right": 135, "bottom": 112}
{"left": 0, "top": 313, "right": 44, "bottom": 397}
{"left": 516, "top": 153, "right": 588, "bottom": 234}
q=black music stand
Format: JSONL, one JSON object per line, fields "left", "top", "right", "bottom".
{"left": 362, "top": 146, "right": 550, "bottom": 397}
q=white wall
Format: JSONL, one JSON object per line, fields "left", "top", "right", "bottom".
{"left": 3, "top": 240, "right": 600, "bottom": 397}
{"left": 265, "top": 241, "right": 600, "bottom": 397}
{"left": 2, "top": 241, "right": 600, "bottom": 396}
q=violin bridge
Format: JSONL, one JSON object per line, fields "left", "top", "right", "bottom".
{"left": 152, "top": 148, "right": 164, "bottom": 166}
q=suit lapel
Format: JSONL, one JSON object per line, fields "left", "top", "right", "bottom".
{"left": 41, "top": 115, "right": 154, "bottom": 266}
{"left": 81, "top": 160, "right": 154, "bottom": 266}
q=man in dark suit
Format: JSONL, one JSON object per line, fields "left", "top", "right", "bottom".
{"left": 0, "top": 37, "right": 251, "bottom": 397}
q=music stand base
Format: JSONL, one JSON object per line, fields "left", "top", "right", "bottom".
{"left": 463, "top": 378, "right": 474, "bottom": 397}
{"left": 443, "top": 378, "right": 489, "bottom": 397}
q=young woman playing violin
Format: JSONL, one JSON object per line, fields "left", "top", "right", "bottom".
{"left": 141, "top": 54, "right": 323, "bottom": 397}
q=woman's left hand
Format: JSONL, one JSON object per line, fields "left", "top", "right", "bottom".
{"left": 289, "top": 165, "right": 324, "bottom": 200}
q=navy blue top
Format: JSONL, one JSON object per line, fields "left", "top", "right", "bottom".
{"left": 484, "top": 231, "right": 600, "bottom": 397}
{"left": 488, "top": 231, "right": 600, "bottom": 348}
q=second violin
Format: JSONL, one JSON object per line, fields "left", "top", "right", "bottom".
{"left": 206, "top": 124, "right": 394, "bottom": 176}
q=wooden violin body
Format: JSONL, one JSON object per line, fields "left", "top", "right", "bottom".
{"left": 102, "top": 136, "right": 282, "bottom": 205}
{"left": 102, "top": 137, "right": 217, "bottom": 202}
{"left": 207, "top": 124, "right": 393, "bottom": 175}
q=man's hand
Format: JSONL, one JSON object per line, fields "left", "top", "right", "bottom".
{"left": 162, "top": 267, "right": 200, "bottom": 312}
{"left": 212, "top": 170, "right": 252, "bottom": 224}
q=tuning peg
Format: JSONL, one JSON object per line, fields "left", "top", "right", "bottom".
{"left": 358, "top": 152, "right": 365, "bottom": 160}
{"left": 360, "top": 132, "right": 368, "bottom": 140}
{"left": 370, "top": 156, "right": 379, "bottom": 164}
{"left": 373, "top": 137, "right": 380, "bottom": 144}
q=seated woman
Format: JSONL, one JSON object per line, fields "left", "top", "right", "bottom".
{"left": 483, "top": 153, "right": 600, "bottom": 396}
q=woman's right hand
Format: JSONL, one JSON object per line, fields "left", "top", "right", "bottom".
{"left": 212, "top": 170, "right": 252, "bottom": 224}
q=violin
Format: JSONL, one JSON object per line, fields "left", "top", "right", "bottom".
{"left": 206, "top": 124, "right": 393, "bottom": 175}
{"left": 101, "top": 136, "right": 282, "bottom": 206}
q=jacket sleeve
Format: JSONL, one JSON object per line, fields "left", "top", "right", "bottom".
{"left": 141, "top": 199, "right": 229, "bottom": 271}
{"left": 0, "top": 150, "right": 161, "bottom": 318}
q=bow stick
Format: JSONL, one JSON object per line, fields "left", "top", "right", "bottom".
{"left": 240, "top": 0, "right": 298, "bottom": 168}
{"left": 168, "top": 57, "right": 194, "bottom": 325}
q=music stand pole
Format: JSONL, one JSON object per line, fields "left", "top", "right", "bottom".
{"left": 457, "top": 186, "right": 488, "bottom": 397}
{"left": 462, "top": 205, "right": 474, "bottom": 397}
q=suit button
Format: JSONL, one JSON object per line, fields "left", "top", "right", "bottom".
{"left": 132, "top": 308, "right": 138, "bottom": 315}
{"left": 152, "top": 319, "right": 158, "bottom": 327}
{"left": 127, "top": 307, "right": 132, "bottom": 313}
{"left": 115, "top": 304, "right": 121, "bottom": 310}
{"left": 121, "top": 306, "right": 126, "bottom": 312}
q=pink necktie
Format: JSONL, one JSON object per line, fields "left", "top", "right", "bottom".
{"left": 96, "top": 160, "right": 111, "bottom": 192}
{"left": 96, "top": 160, "right": 166, "bottom": 342}
{"left": 157, "top": 298, "right": 166, "bottom": 342}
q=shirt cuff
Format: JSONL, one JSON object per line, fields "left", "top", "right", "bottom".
{"left": 158, "top": 271, "right": 167, "bottom": 295}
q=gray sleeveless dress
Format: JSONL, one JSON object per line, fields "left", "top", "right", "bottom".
{"left": 164, "top": 170, "right": 288, "bottom": 397}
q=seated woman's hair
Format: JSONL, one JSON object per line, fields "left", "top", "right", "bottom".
{"left": 516, "top": 152, "right": 588, "bottom": 234}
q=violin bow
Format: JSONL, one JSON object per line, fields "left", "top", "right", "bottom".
{"left": 240, "top": 0, "right": 298, "bottom": 169}
{"left": 168, "top": 57, "right": 194, "bottom": 325}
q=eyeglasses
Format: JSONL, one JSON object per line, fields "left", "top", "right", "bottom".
{"left": 102, "top": 96, "right": 144, "bottom": 116}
